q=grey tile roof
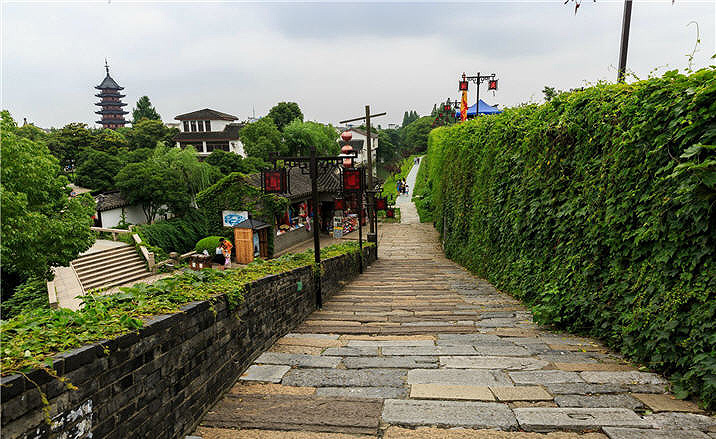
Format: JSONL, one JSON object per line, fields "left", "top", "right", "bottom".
{"left": 95, "top": 74, "right": 123, "bottom": 90}
{"left": 174, "top": 123, "right": 244, "bottom": 141}
{"left": 95, "top": 191, "right": 131, "bottom": 212}
{"left": 175, "top": 108, "right": 238, "bottom": 121}
{"left": 246, "top": 167, "right": 342, "bottom": 201}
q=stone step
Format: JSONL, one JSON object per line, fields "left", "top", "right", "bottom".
{"left": 72, "top": 245, "right": 135, "bottom": 265}
{"left": 73, "top": 255, "right": 145, "bottom": 277}
{"left": 81, "top": 268, "right": 151, "bottom": 291}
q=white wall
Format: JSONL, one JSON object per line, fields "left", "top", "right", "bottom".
{"left": 100, "top": 205, "right": 147, "bottom": 228}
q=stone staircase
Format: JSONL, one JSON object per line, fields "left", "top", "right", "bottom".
{"left": 71, "top": 244, "right": 152, "bottom": 292}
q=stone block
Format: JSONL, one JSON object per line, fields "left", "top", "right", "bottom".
{"left": 282, "top": 369, "right": 405, "bottom": 387}
{"left": 554, "top": 363, "right": 635, "bottom": 372}
{"left": 509, "top": 371, "right": 584, "bottom": 385}
{"left": 630, "top": 393, "right": 704, "bottom": 413}
{"left": 382, "top": 346, "right": 477, "bottom": 356}
{"left": 472, "top": 345, "right": 532, "bottom": 356}
{"left": 514, "top": 408, "right": 649, "bottom": 431}
{"left": 602, "top": 428, "right": 710, "bottom": 439}
{"left": 381, "top": 399, "right": 517, "bottom": 429}
{"left": 554, "top": 394, "right": 642, "bottom": 409}
{"left": 407, "top": 369, "right": 511, "bottom": 386}
{"left": 383, "top": 426, "right": 608, "bottom": 439}
{"left": 347, "top": 340, "right": 434, "bottom": 347}
{"left": 440, "top": 356, "right": 549, "bottom": 370}
{"left": 410, "top": 384, "right": 495, "bottom": 401}
{"left": 254, "top": 352, "right": 340, "bottom": 368}
{"left": 436, "top": 334, "right": 505, "bottom": 345}
{"left": 316, "top": 386, "right": 407, "bottom": 399}
{"left": 545, "top": 383, "right": 627, "bottom": 395}
{"left": 538, "top": 353, "right": 599, "bottom": 364}
{"left": 322, "top": 346, "right": 379, "bottom": 356}
{"left": 490, "top": 386, "right": 553, "bottom": 401}
{"left": 579, "top": 372, "right": 668, "bottom": 385}
{"left": 240, "top": 365, "right": 291, "bottom": 383}
{"left": 643, "top": 412, "right": 716, "bottom": 431}
{"left": 275, "top": 337, "right": 342, "bottom": 348}
{"left": 343, "top": 356, "right": 437, "bottom": 369}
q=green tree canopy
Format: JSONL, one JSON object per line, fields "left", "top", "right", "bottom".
{"left": 267, "top": 102, "right": 303, "bottom": 131}
{"left": 75, "top": 148, "right": 125, "bottom": 193}
{"left": 1, "top": 111, "right": 96, "bottom": 289}
{"left": 132, "top": 95, "right": 161, "bottom": 122}
{"left": 122, "top": 119, "right": 176, "bottom": 150}
{"left": 283, "top": 120, "right": 339, "bottom": 156}
{"left": 92, "top": 128, "right": 129, "bottom": 152}
{"left": 239, "top": 116, "right": 286, "bottom": 161}
{"left": 205, "top": 150, "right": 267, "bottom": 175}
{"left": 46, "top": 122, "right": 95, "bottom": 173}
{"left": 402, "top": 116, "right": 434, "bottom": 153}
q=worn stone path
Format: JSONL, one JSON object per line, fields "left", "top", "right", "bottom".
{"left": 194, "top": 223, "right": 713, "bottom": 439}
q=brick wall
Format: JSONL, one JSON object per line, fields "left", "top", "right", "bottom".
{"left": 1, "top": 246, "right": 376, "bottom": 439}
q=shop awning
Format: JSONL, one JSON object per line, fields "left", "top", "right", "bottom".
{"left": 455, "top": 99, "right": 502, "bottom": 117}
{"left": 234, "top": 218, "right": 271, "bottom": 230}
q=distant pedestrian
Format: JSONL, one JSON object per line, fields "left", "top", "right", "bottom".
{"left": 221, "top": 238, "right": 233, "bottom": 266}
{"left": 214, "top": 239, "right": 225, "bottom": 266}
{"left": 396, "top": 179, "right": 402, "bottom": 195}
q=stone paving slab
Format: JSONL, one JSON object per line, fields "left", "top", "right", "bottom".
{"left": 381, "top": 399, "right": 518, "bottom": 429}
{"left": 269, "top": 344, "right": 324, "bottom": 355}
{"left": 554, "top": 363, "right": 635, "bottom": 372}
{"left": 275, "top": 337, "right": 343, "bottom": 348}
{"left": 282, "top": 368, "right": 406, "bottom": 387}
{"left": 490, "top": 386, "right": 554, "bottom": 401}
{"left": 553, "top": 394, "right": 642, "bottom": 410}
{"left": 316, "top": 386, "right": 408, "bottom": 399}
{"left": 202, "top": 394, "right": 382, "bottom": 435}
{"left": 538, "top": 353, "right": 599, "bottom": 364}
{"left": 255, "top": 352, "right": 341, "bottom": 368}
{"left": 409, "top": 384, "right": 495, "bottom": 401}
{"left": 440, "top": 356, "right": 549, "bottom": 370}
{"left": 545, "top": 383, "right": 628, "bottom": 395}
{"left": 509, "top": 371, "right": 584, "bottom": 385}
{"left": 630, "top": 393, "right": 705, "bottom": 413}
{"left": 383, "top": 426, "right": 608, "bottom": 438}
{"left": 382, "top": 346, "right": 477, "bottom": 356}
{"left": 196, "top": 427, "right": 377, "bottom": 439}
{"left": 407, "top": 369, "right": 512, "bottom": 386}
{"left": 340, "top": 335, "right": 435, "bottom": 341}
{"left": 240, "top": 365, "right": 291, "bottom": 383}
{"left": 472, "top": 345, "right": 533, "bottom": 356}
{"left": 513, "top": 408, "right": 649, "bottom": 432}
{"left": 343, "top": 356, "right": 437, "bottom": 369}
{"left": 579, "top": 371, "right": 668, "bottom": 385}
{"left": 602, "top": 428, "right": 711, "bottom": 439}
{"left": 322, "top": 346, "right": 379, "bottom": 356}
{"left": 230, "top": 383, "right": 315, "bottom": 395}
{"left": 642, "top": 412, "right": 716, "bottom": 431}
{"left": 346, "top": 339, "right": 435, "bottom": 347}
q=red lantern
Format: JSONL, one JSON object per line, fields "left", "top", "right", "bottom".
{"left": 443, "top": 104, "right": 450, "bottom": 112}
{"left": 375, "top": 198, "right": 387, "bottom": 211}
{"left": 340, "top": 131, "right": 353, "bottom": 142}
{"left": 459, "top": 81, "right": 468, "bottom": 91}
{"left": 488, "top": 79, "right": 498, "bottom": 90}
{"left": 386, "top": 208, "right": 395, "bottom": 218}
{"left": 334, "top": 198, "right": 346, "bottom": 210}
{"left": 343, "top": 168, "right": 362, "bottom": 192}
{"left": 262, "top": 169, "right": 286, "bottom": 193}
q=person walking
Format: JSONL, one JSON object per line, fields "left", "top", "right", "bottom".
{"left": 221, "top": 238, "right": 233, "bottom": 267}
{"left": 396, "top": 179, "right": 402, "bottom": 195}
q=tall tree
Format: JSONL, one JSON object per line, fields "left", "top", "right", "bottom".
{"left": 46, "top": 122, "right": 94, "bottom": 175}
{"left": 283, "top": 120, "right": 339, "bottom": 156}
{"left": 402, "top": 116, "right": 433, "bottom": 153}
{"left": 267, "top": 102, "right": 303, "bottom": 131}
{"left": 75, "top": 148, "right": 125, "bottom": 192}
{"left": 122, "top": 119, "right": 175, "bottom": 150}
{"left": 1, "top": 111, "right": 96, "bottom": 296}
{"left": 132, "top": 96, "right": 161, "bottom": 122}
{"left": 239, "top": 116, "right": 286, "bottom": 161}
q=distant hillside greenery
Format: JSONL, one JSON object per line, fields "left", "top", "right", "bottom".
{"left": 419, "top": 68, "right": 716, "bottom": 408}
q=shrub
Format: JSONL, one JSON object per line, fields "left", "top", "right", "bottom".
{"left": 421, "top": 68, "right": 716, "bottom": 408}
{"left": 136, "top": 209, "right": 210, "bottom": 255}
{"left": 195, "top": 236, "right": 225, "bottom": 254}
{"left": 1, "top": 277, "right": 49, "bottom": 319}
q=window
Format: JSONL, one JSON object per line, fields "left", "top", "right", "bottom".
{"left": 183, "top": 121, "right": 189, "bottom": 132}
{"left": 204, "top": 120, "right": 211, "bottom": 131}
{"left": 190, "top": 121, "right": 197, "bottom": 132}
{"left": 198, "top": 121, "right": 204, "bottom": 132}
{"left": 206, "top": 141, "right": 230, "bottom": 152}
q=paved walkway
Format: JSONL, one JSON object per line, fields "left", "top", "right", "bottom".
{"left": 396, "top": 158, "right": 421, "bottom": 224}
{"left": 194, "top": 223, "right": 712, "bottom": 438}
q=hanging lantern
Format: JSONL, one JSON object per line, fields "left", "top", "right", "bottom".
{"left": 343, "top": 168, "right": 362, "bottom": 192}
{"left": 443, "top": 104, "right": 450, "bottom": 112}
{"left": 340, "top": 131, "right": 353, "bottom": 142}
{"left": 488, "top": 79, "right": 498, "bottom": 90}
{"left": 262, "top": 168, "right": 286, "bottom": 193}
{"left": 334, "top": 198, "right": 346, "bottom": 211}
{"left": 459, "top": 80, "right": 468, "bottom": 91}
{"left": 375, "top": 198, "right": 387, "bottom": 211}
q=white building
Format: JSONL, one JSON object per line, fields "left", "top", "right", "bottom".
{"left": 173, "top": 108, "right": 245, "bottom": 157}
{"left": 337, "top": 128, "right": 378, "bottom": 174}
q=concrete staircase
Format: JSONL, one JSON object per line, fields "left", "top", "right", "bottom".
{"left": 72, "top": 244, "right": 152, "bottom": 292}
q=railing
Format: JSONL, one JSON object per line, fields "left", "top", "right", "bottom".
{"left": 90, "top": 226, "right": 156, "bottom": 271}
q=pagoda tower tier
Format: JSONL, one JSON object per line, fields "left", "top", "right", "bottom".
{"left": 94, "top": 60, "right": 128, "bottom": 130}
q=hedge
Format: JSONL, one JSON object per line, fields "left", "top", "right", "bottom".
{"left": 135, "top": 209, "right": 210, "bottom": 256}
{"left": 421, "top": 68, "right": 715, "bottom": 408}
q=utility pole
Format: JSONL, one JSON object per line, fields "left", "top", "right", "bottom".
{"left": 617, "top": 0, "right": 633, "bottom": 83}
{"left": 340, "top": 109, "right": 386, "bottom": 242}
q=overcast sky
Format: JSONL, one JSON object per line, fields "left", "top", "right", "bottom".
{"left": 2, "top": 1, "right": 714, "bottom": 128}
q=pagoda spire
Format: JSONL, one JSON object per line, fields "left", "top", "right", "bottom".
{"left": 95, "top": 60, "right": 128, "bottom": 130}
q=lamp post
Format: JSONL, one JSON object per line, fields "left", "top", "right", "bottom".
{"left": 261, "top": 146, "right": 357, "bottom": 308}
{"left": 464, "top": 72, "right": 498, "bottom": 118}
{"left": 617, "top": 0, "right": 633, "bottom": 83}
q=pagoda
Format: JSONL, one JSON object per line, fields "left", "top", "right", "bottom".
{"left": 94, "top": 60, "right": 128, "bottom": 129}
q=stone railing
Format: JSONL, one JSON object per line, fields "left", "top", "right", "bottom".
{"left": 1, "top": 246, "right": 377, "bottom": 439}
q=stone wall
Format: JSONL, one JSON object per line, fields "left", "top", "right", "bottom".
{"left": 273, "top": 227, "right": 312, "bottom": 254}
{"left": 1, "top": 246, "right": 376, "bottom": 439}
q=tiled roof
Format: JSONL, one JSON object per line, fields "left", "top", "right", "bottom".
{"left": 246, "top": 167, "right": 342, "bottom": 201}
{"left": 175, "top": 109, "right": 238, "bottom": 121}
{"left": 235, "top": 218, "right": 271, "bottom": 230}
{"left": 95, "top": 191, "right": 131, "bottom": 212}
{"left": 174, "top": 123, "right": 244, "bottom": 141}
{"left": 95, "top": 74, "right": 123, "bottom": 90}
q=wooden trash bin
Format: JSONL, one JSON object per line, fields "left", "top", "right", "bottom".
{"left": 234, "top": 227, "right": 254, "bottom": 264}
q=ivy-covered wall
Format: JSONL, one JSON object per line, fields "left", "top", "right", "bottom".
{"left": 421, "top": 68, "right": 715, "bottom": 408}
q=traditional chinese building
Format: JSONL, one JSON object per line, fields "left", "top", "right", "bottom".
{"left": 173, "top": 108, "right": 245, "bottom": 157}
{"left": 95, "top": 61, "right": 128, "bottom": 129}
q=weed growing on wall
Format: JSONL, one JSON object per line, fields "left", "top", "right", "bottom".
{"left": 421, "top": 68, "right": 715, "bottom": 408}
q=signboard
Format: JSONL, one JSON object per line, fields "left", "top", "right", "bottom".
{"left": 222, "top": 210, "right": 249, "bottom": 227}
{"left": 333, "top": 216, "right": 343, "bottom": 239}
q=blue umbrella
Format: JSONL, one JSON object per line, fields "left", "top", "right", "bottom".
{"left": 455, "top": 99, "right": 501, "bottom": 117}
